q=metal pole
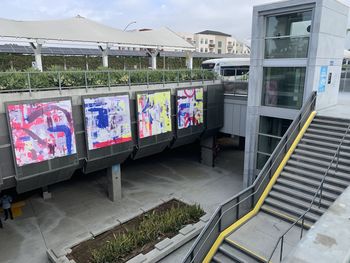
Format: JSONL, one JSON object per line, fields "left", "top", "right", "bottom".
{"left": 177, "top": 70, "right": 180, "bottom": 86}
{"left": 27, "top": 72, "right": 32, "bottom": 96}
{"left": 280, "top": 236, "right": 284, "bottom": 262}
{"left": 58, "top": 71, "right": 62, "bottom": 94}
{"left": 108, "top": 71, "right": 111, "bottom": 91}
{"left": 318, "top": 182, "right": 323, "bottom": 209}
{"left": 163, "top": 69, "right": 165, "bottom": 87}
{"left": 128, "top": 70, "right": 131, "bottom": 89}
{"left": 84, "top": 71, "right": 88, "bottom": 92}
{"left": 146, "top": 70, "right": 149, "bottom": 89}
{"left": 301, "top": 216, "right": 305, "bottom": 239}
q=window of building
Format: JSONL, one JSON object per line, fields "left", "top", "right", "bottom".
{"left": 261, "top": 67, "right": 306, "bottom": 109}
{"left": 218, "top": 41, "right": 222, "bottom": 48}
{"left": 205, "top": 48, "right": 208, "bottom": 52}
{"left": 200, "top": 38, "right": 203, "bottom": 44}
{"left": 205, "top": 39, "right": 208, "bottom": 44}
{"left": 218, "top": 49, "right": 222, "bottom": 54}
{"left": 265, "top": 10, "right": 312, "bottom": 59}
{"left": 209, "top": 40, "right": 214, "bottom": 44}
{"left": 256, "top": 116, "right": 292, "bottom": 169}
{"left": 200, "top": 48, "right": 203, "bottom": 52}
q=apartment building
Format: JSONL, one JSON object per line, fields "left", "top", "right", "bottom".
{"left": 178, "top": 30, "right": 250, "bottom": 55}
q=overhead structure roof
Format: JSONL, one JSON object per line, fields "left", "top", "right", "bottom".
{"left": 0, "top": 16, "right": 194, "bottom": 51}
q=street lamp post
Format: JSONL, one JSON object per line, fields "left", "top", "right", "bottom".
{"left": 123, "top": 21, "right": 136, "bottom": 31}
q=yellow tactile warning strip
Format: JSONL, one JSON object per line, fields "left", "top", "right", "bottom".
{"left": 202, "top": 111, "right": 317, "bottom": 263}
{"left": 225, "top": 238, "right": 269, "bottom": 262}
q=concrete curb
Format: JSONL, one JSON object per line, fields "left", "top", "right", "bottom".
{"left": 47, "top": 198, "right": 206, "bottom": 263}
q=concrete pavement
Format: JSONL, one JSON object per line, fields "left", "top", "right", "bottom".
{"left": 0, "top": 139, "right": 244, "bottom": 263}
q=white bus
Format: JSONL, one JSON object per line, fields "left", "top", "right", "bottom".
{"left": 201, "top": 58, "right": 250, "bottom": 81}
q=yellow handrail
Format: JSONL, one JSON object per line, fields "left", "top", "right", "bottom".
{"left": 203, "top": 111, "right": 317, "bottom": 263}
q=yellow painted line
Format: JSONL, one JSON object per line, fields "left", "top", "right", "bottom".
{"left": 226, "top": 238, "right": 269, "bottom": 262}
{"left": 203, "top": 111, "right": 317, "bottom": 263}
{"left": 261, "top": 206, "right": 312, "bottom": 229}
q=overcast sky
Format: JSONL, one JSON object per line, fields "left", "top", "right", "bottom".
{"left": 1, "top": 0, "right": 350, "bottom": 44}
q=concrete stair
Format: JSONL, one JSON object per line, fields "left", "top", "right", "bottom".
{"left": 211, "top": 115, "right": 350, "bottom": 262}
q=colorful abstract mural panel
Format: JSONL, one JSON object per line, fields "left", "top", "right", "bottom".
{"left": 177, "top": 88, "right": 204, "bottom": 129}
{"left": 137, "top": 91, "right": 172, "bottom": 138}
{"left": 7, "top": 100, "right": 76, "bottom": 167}
{"left": 84, "top": 95, "right": 132, "bottom": 150}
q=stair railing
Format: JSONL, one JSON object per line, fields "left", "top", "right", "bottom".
{"left": 182, "top": 91, "right": 317, "bottom": 263}
{"left": 268, "top": 118, "right": 350, "bottom": 263}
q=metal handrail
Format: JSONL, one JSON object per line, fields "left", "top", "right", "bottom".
{"left": 183, "top": 91, "right": 317, "bottom": 263}
{"left": 268, "top": 119, "right": 350, "bottom": 262}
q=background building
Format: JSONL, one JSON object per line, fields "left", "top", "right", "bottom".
{"left": 178, "top": 30, "right": 250, "bottom": 55}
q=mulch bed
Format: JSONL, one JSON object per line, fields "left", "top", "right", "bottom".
{"left": 68, "top": 199, "right": 200, "bottom": 263}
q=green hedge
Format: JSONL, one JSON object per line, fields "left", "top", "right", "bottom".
{"left": 0, "top": 68, "right": 216, "bottom": 91}
{"left": 90, "top": 203, "right": 204, "bottom": 263}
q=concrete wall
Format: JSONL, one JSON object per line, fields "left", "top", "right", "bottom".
{"left": 0, "top": 80, "right": 224, "bottom": 193}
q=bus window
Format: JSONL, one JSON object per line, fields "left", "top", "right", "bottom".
{"left": 202, "top": 63, "right": 215, "bottom": 70}
{"left": 220, "top": 67, "right": 236, "bottom": 76}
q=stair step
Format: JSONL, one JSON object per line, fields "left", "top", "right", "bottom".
{"left": 290, "top": 154, "right": 350, "bottom": 173}
{"left": 261, "top": 204, "right": 313, "bottom": 229}
{"left": 224, "top": 239, "right": 267, "bottom": 263}
{"left": 303, "top": 133, "right": 350, "bottom": 145}
{"left": 272, "top": 184, "right": 334, "bottom": 206}
{"left": 280, "top": 172, "right": 345, "bottom": 195}
{"left": 300, "top": 138, "right": 350, "bottom": 152}
{"left": 294, "top": 148, "right": 350, "bottom": 166}
{"left": 268, "top": 190, "right": 328, "bottom": 214}
{"left": 297, "top": 144, "right": 350, "bottom": 159}
{"left": 287, "top": 159, "right": 350, "bottom": 181}
{"left": 313, "top": 117, "right": 350, "bottom": 128}
{"left": 309, "top": 123, "right": 349, "bottom": 133}
{"left": 306, "top": 128, "right": 350, "bottom": 139}
{"left": 212, "top": 252, "right": 238, "bottom": 263}
{"left": 283, "top": 166, "right": 350, "bottom": 188}
{"left": 276, "top": 178, "right": 337, "bottom": 200}
{"left": 264, "top": 197, "right": 320, "bottom": 223}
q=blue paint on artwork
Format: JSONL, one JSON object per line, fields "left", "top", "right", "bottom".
{"left": 47, "top": 125, "right": 73, "bottom": 154}
{"left": 88, "top": 108, "right": 109, "bottom": 128}
{"left": 318, "top": 66, "right": 328, "bottom": 93}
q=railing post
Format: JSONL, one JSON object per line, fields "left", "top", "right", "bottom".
{"left": 280, "top": 236, "right": 284, "bottom": 262}
{"left": 336, "top": 147, "right": 340, "bottom": 172}
{"left": 162, "top": 69, "right": 165, "bottom": 87}
{"left": 190, "top": 69, "right": 193, "bottom": 86}
{"left": 147, "top": 70, "right": 149, "bottom": 89}
{"left": 128, "top": 70, "right": 131, "bottom": 89}
{"left": 202, "top": 69, "right": 204, "bottom": 84}
{"left": 300, "top": 216, "right": 305, "bottom": 239}
{"left": 318, "top": 182, "right": 324, "bottom": 209}
{"left": 58, "top": 71, "right": 62, "bottom": 94}
{"left": 27, "top": 72, "right": 32, "bottom": 96}
{"left": 177, "top": 70, "right": 180, "bottom": 86}
{"left": 108, "top": 71, "right": 111, "bottom": 91}
{"left": 218, "top": 208, "right": 222, "bottom": 232}
{"left": 84, "top": 71, "right": 88, "bottom": 92}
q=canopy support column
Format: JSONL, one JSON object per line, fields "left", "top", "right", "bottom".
{"left": 185, "top": 51, "right": 194, "bottom": 70}
{"left": 99, "top": 45, "right": 110, "bottom": 68}
{"left": 146, "top": 49, "right": 159, "bottom": 70}
{"left": 30, "top": 42, "right": 43, "bottom": 72}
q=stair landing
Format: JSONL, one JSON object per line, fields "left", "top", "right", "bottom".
{"left": 224, "top": 212, "right": 305, "bottom": 262}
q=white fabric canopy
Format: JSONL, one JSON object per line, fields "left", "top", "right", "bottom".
{"left": 0, "top": 16, "right": 194, "bottom": 50}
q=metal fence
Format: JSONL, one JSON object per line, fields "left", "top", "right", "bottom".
{"left": 182, "top": 91, "right": 317, "bottom": 263}
{"left": 0, "top": 69, "right": 217, "bottom": 93}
